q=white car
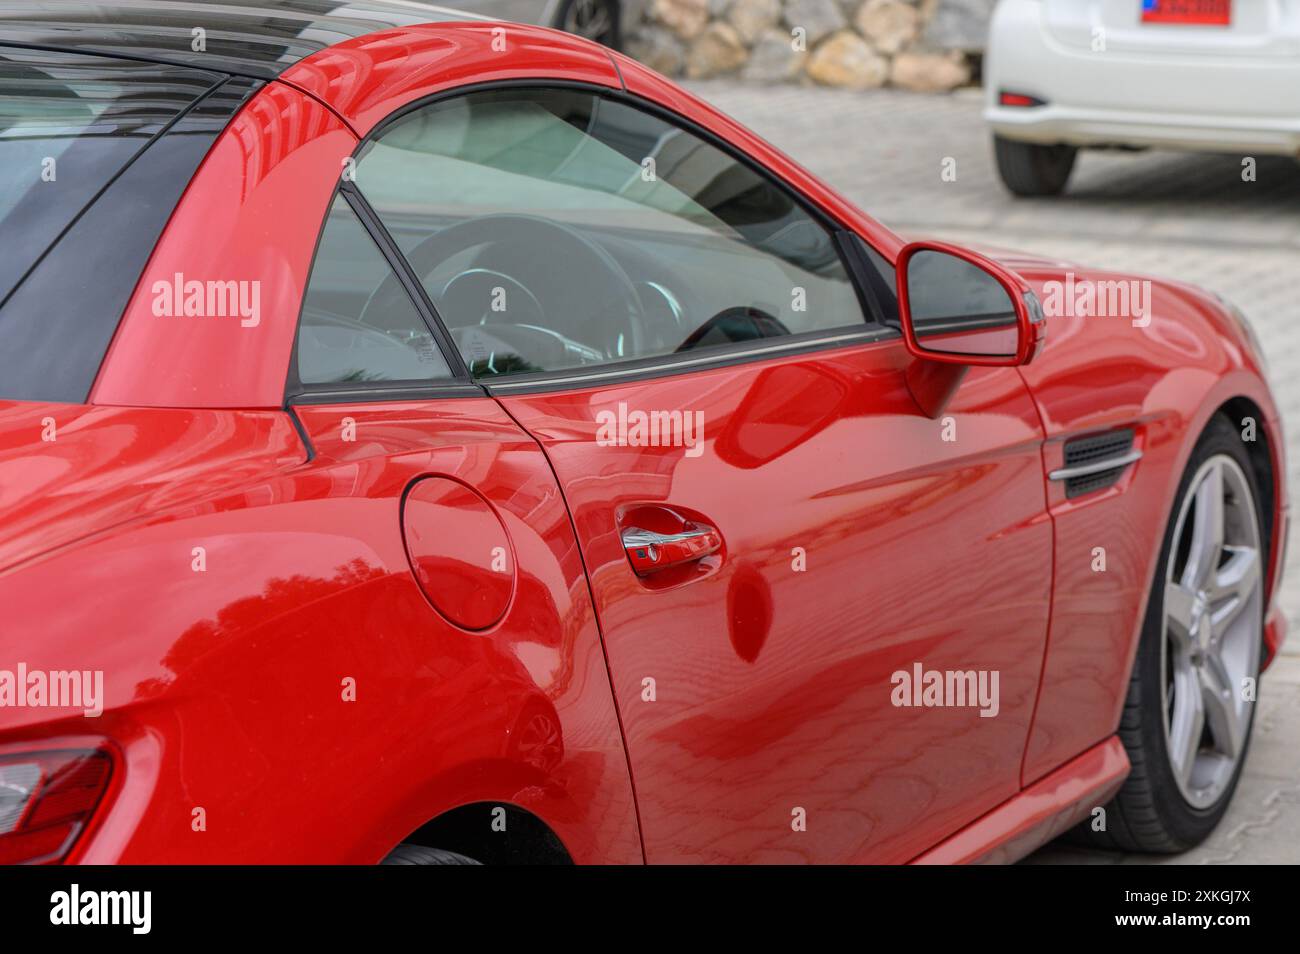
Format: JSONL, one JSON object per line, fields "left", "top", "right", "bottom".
{"left": 984, "top": 0, "right": 1300, "bottom": 195}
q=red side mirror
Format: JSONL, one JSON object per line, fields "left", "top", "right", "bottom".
{"left": 895, "top": 241, "right": 1045, "bottom": 367}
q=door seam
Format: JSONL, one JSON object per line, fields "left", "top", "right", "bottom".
{"left": 492, "top": 394, "right": 650, "bottom": 865}
{"left": 1015, "top": 365, "right": 1059, "bottom": 790}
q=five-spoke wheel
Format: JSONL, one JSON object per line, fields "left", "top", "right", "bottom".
{"left": 1074, "top": 415, "right": 1267, "bottom": 852}
{"left": 1161, "top": 454, "right": 1262, "bottom": 809}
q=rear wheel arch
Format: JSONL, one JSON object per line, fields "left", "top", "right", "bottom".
{"left": 383, "top": 802, "right": 574, "bottom": 866}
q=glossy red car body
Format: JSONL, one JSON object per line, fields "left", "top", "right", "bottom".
{"left": 0, "top": 11, "right": 1287, "bottom": 865}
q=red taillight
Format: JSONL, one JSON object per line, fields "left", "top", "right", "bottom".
{"left": 0, "top": 749, "right": 112, "bottom": 864}
{"left": 999, "top": 91, "right": 1045, "bottom": 108}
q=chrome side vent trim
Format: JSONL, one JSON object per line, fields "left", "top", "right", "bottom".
{"left": 1051, "top": 429, "right": 1140, "bottom": 499}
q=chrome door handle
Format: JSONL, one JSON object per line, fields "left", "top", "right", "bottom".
{"left": 621, "top": 523, "right": 722, "bottom": 576}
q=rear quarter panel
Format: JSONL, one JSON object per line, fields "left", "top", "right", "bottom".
{"left": 0, "top": 403, "right": 640, "bottom": 863}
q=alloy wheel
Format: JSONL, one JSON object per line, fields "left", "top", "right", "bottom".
{"left": 1161, "top": 454, "right": 1262, "bottom": 809}
{"left": 561, "top": 0, "right": 616, "bottom": 45}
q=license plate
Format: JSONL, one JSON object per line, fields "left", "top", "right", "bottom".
{"left": 1141, "top": 0, "right": 1231, "bottom": 26}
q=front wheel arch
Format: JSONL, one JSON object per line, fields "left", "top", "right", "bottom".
{"left": 1214, "top": 396, "right": 1278, "bottom": 605}
{"left": 1072, "top": 410, "right": 1270, "bottom": 852}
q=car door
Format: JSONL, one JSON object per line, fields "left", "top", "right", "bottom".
{"left": 347, "top": 85, "right": 1054, "bottom": 863}
{"left": 281, "top": 191, "right": 643, "bottom": 864}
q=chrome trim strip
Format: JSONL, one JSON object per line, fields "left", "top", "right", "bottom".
{"left": 1049, "top": 449, "right": 1143, "bottom": 482}
{"left": 486, "top": 329, "right": 887, "bottom": 392}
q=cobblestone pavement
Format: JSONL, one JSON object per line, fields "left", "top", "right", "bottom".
{"left": 686, "top": 80, "right": 1300, "bottom": 864}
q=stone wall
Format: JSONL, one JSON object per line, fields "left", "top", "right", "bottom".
{"left": 627, "top": 0, "right": 994, "bottom": 91}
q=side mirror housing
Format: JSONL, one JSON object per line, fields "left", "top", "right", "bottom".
{"left": 896, "top": 241, "right": 1045, "bottom": 367}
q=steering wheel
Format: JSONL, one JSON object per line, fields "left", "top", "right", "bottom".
{"left": 360, "top": 214, "right": 645, "bottom": 365}
{"left": 298, "top": 309, "right": 440, "bottom": 383}
{"left": 440, "top": 269, "right": 546, "bottom": 330}
{"left": 676, "top": 306, "right": 791, "bottom": 353}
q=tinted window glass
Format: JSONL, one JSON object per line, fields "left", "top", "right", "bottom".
{"left": 0, "top": 52, "right": 236, "bottom": 403}
{"left": 0, "top": 50, "right": 213, "bottom": 306}
{"left": 296, "top": 196, "right": 453, "bottom": 386}
{"left": 354, "top": 89, "right": 866, "bottom": 379}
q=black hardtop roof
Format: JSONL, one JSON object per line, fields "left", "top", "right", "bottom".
{"left": 0, "top": 0, "right": 485, "bottom": 79}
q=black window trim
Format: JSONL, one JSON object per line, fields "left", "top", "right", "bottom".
{"left": 285, "top": 77, "right": 903, "bottom": 406}
{"left": 839, "top": 232, "right": 901, "bottom": 332}
{"left": 289, "top": 382, "right": 485, "bottom": 405}
{"left": 481, "top": 326, "right": 896, "bottom": 395}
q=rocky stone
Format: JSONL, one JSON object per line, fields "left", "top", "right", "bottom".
{"left": 728, "top": 0, "right": 782, "bottom": 44}
{"left": 855, "top": 0, "right": 920, "bottom": 55}
{"left": 742, "top": 28, "right": 808, "bottom": 81}
{"left": 806, "top": 30, "right": 888, "bottom": 88}
{"left": 626, "top": 25, "right": 688, "bottom": 76}
{"left": 922, "top": 0, "right": 996, "bottom": 51}
{"left": 651, "top": 0, "right": 711, "bottom": 41}
{"left": 634, "top": 0, "right": 988, "bottom": 86}
{"left": 685, "top": 21, "right": 749, "bottom": 78}
{"left": 782, "top": 0, "right": 847, "bottom": 48}
{"left": 889, "top": 49, "right": 971, "bottom": 91}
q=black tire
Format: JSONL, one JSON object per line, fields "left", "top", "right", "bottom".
{"left": 1072, "top": 415, "right": 1265, "bottom": 853}
{"left": 380, "top": 844, "right": 482, "bottom": 865}
{"left": 993, "top": 135, "right": 1078, "bottom": 197}
{"left": 552, "top": 0, "right": 622, "bottom": 51}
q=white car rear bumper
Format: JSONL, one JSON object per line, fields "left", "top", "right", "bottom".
{"left": 985, "top": 0, "right": 1300, "bottom": 155}
{"left": 988, "top": 103, "right": 1300, "bottom": 155}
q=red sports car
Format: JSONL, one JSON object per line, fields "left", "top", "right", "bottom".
{"left": 0, "top": 1, "right": 1286, "bottom": 865}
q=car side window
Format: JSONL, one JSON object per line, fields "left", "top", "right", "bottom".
{"left": 352, "top": 88, "right": 870, "bottom": 379}
{"left": 295, "top": 196, "right": 453, "bottom": 387}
